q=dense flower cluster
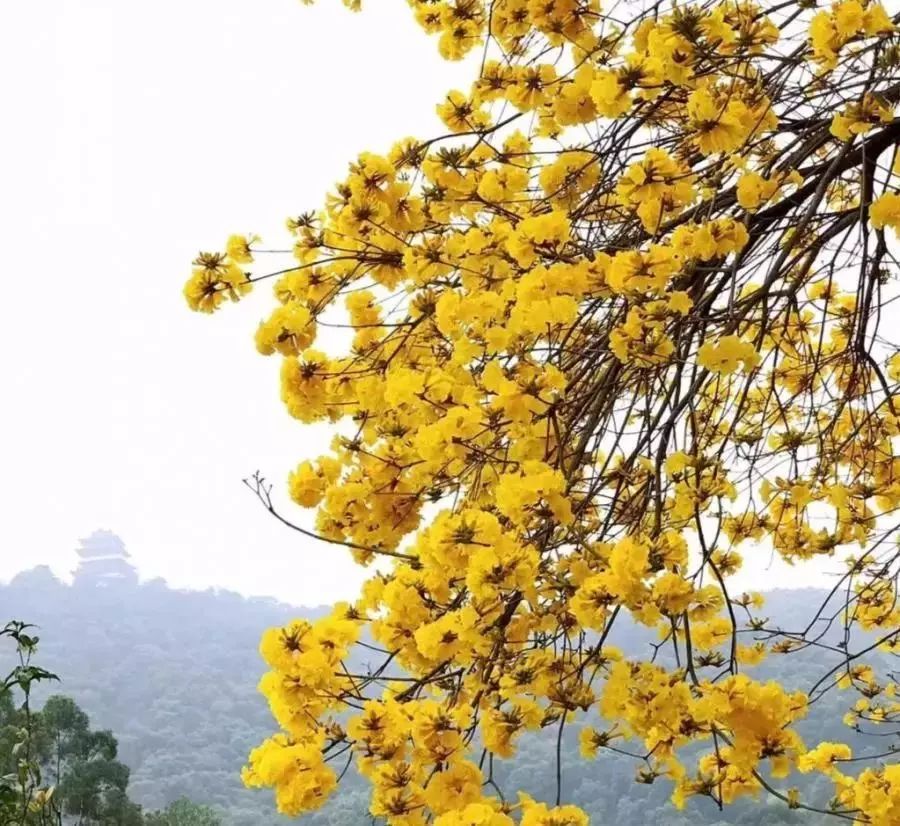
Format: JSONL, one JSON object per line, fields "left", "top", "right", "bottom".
{"left": 186, "top": 0, "right": 900, "bottom": 823}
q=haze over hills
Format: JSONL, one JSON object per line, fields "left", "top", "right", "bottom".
{"left": 2, "top": 531, "right": 321, "bottom": 824}
{"left": 2, "top": 532, "right": 893, "bottom": 825}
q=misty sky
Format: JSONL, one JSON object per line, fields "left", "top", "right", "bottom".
{"left": 2, "top": 0, "right": 838, "bottom": 605}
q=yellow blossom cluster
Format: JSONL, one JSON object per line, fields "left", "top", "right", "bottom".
{"left": 186, "top": 0, "right": 900, "bottom": 823}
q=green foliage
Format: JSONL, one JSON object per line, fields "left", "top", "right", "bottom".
{"left": 37, "top": 693, "right": 141, "bottom": 826}
{"left": 143, "top": 798, "right": 221, "bottom": 826}
{"left": 2, "top": 619, "right": 223, "bottom": 826}
{"left": 0, "top": 620, "right": 60, "bottom": 826}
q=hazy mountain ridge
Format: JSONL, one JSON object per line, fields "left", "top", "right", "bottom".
{"left": 2, "top": 562, "right": 327, "bottom": 824}
{"left": 1, "top": 558, "right": 891, "bottom": 826}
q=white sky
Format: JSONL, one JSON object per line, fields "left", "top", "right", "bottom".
{"left": 0, "top": 0, "right": 842, "bottom": 605}
{"left": 0, "top": 0, "right": 472, "bottom": 605}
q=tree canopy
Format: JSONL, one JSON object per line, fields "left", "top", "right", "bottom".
{"left": 1, "top": 615, "right": 227, "bottom": 826}
{"left": 185, "top": 1, "right": 900, "bottom": 823}
{"left": 143, "top": 798, "right": 222, "bottom": 826}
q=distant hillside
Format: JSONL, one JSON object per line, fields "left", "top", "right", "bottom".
{"left": 1, "top": 537, "right": 892, "bottom": 826}
{"left": 1, "top": 547, "right": 326, "bottom": 825}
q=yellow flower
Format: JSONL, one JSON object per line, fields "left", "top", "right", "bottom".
{"left": 590, "top": 69, "right": 633, "bottom": 118}
{"left": 697, "top": 334, "right": 760, "bottom": 374}
{"left": 607, "top": 246, "right": 678, "bottom": 295}
{"left": 870, "top": 192, "right": 900, "bottom": 234}
{"left": 424, "top": 760, "right": 483, "bottom": 814}
{"left": 225, "top": 233, "right": 259, "bottom": 264}
{"left": 508, "top": 210, "right": 572, "bottom": 266}
{"left": 736, "top": 172, "right": 780, "bottom": 211}
{"left": 434, "top": 803, "right": 515, "bottom": 826}
{"left": 520, "top": 799, "right": 589, "bottom": 826}
{"left": 798, "top": 741, "right": 852, "bottom": 774}
{"left": 810, "top": 1, "right": 894, "bottom": 69}
{"left": 830, "top": 95, "right": 893, "bottom": 141}
{"left": 437, "top": 90, "right": 491, "bottom": 133}
{"left": 255, "top": 302, "right": 315, "bottom": 356}
{"left": 288, "top": 458, "right": 339, "bottom": 508}
{"left": 687, "top": 88, "right": 751, "bottom": 155}
{"left": 184, "top": 252, "right": 251, "bottom": 313}
{"left": 482, "top": 700, "right": 543, "bottom": 757}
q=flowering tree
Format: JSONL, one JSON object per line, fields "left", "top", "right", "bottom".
{"left": 185, "top": 1, "right": 900, "bottom": 823}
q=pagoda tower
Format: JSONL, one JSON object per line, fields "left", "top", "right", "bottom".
{"left": 72, "top": 530, "right": 138, "bottom": 587}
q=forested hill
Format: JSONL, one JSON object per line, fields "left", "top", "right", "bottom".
{"left": 1, "top": 546, "right": 891, "bottom": 826}
{"left": 0, "top": 556, "right": 325, "bottom": 825}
